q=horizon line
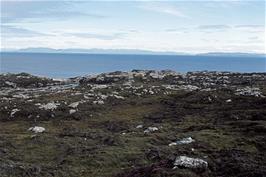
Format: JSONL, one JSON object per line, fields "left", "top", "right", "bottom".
{"left": 1, "top": 48, "right": 265, "bottom": 56}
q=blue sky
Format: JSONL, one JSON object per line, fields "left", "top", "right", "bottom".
{"left": 1, "top": 0, "right": 265, "bottom": 53}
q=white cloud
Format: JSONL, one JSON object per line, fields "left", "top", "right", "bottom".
{"left": 3, "top": 26, "right": 264, "bottom": 54}
{"left": 1, "top": 1, "right": 265, "bottom": 54}
{"left": 65, "top": 32, "right": 126, "bottom": 40}
{"left": 139, "top": 2, "right": 188, "bottom": 18}
{"left": 198, "top": 25, "right": 231, "bottom": 30}
{"left": 1, "top": 25, "right": 52, "bottom": 38}
{"left": 1, "top": 1, "right": 105, "bottom": 24}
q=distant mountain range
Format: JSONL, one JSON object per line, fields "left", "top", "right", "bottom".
{"left": 3, "top": 48, "right": 183, "bottom": 55}
{"left": 196, "top": 52, "right": 266, "bottom": 57}
{"left": 1, "top": 48, "right": 265, "bottom": 57}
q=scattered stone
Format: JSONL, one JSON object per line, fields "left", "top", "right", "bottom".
{"left": 99, "top": 94, "right": 108, "bottom": 100}
{"left": 179, "top": 85, "right": 199, "bottom": 91}
{"left": 10, "top": 108, "right": 20, "bottom": 117}
{"left": 39, "top": 102, "right": 59, "bottom": 110}
{"left": 93, "top": 100, "right": 104, "bottom": 105}
{"left": 28, "top": 126, "right": 45, "bottom": 133}
{"left": 149, "top": 90, "right": 154, "bottom": 94}
{"left": 149, "top": 71, "right": 164, "bottom": 79}
{"left": 13, "top": 94, "right": 30, "bottom": 99}
{"left": 91, "top": 84, "right": 108, "bottom": 89}
{"left": 169, "top": 137, "right": 195, "bottom": 146}
{"left": 235, "top": 87, "right": 264, "bottom": 97}
{"left": 136, "top": 125, "right": 143, "bottom": 129}
{"left": 69, "top": 109, "right": 77, "bottom": 114}
{"left": 113, "top": 95, "right": 125, "bottom": 100}
{"left": 69, "top": 101, "right": 80, "bottom": 108}
{"left": 168, "top": 142, "right": 177, "bottom": 147}
{"left": 226, "top": 99, "right": 232, "bottom": 103}
{"left": 174, "top": 156, "right": 208, "bottom": 169}
{"left": 5, "top": 81, "right": 16, "bottom": 87}
{"left": 144, "top": 127, "right": 158, "bottom": 133}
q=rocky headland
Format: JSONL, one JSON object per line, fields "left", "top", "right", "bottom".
{"left": 0, "top": 70, "right": 266, "bottom": 177}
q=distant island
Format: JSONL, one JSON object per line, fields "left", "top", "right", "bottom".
{"left": 2, "top": 47, "right": 265, "bottom": 57}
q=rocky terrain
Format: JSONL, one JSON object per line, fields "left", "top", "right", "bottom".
{"left": 0, "top": 70, "right": 266, "bottom": 177}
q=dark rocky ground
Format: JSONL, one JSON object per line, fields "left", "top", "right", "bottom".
{"left": 0, "top": 70, "right": 266, "bottom": 177}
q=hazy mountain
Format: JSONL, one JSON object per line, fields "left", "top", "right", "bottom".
{"left": 9, "top": 48, "right": 184, "bottom": 55}
{"left": 2, "top": 48, "right": 265, "bottom": 57}
{"left": 197, "top": 52, "right": 265, "bottom": 57}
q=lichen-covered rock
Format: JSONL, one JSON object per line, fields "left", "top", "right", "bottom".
{"left": 226, "top": 99, "right": 232, "bottom": 102}
{"left": 93, "top": 100, "right": 104, "bottom": 105}
{"left": 28, "top": 126, "right": 45, "bottom": 133}
{"left": 144, "top": 127, "right": 158, "bottom": 133}
{"left": 69, "top": 109, "right": 77, "bottom": 114}
{"left": 69, "top": 101, "right": 80, "bottom": 108}
{"left": 38, "top": 102, "right": 59, "bottom": 110}
{"left": 0, "top": 73, "right": 59, "bottom": 88}
{"left": 174, "top": 156, "right": 208, "bottom": 169}
{"left": 169, "top": 137, "right": 195, "bottom": 146}
{"left": 235, "top": 87, "right": 264, "bottom": 97}
{"left": 136, "top": 125, "right": 143, "bottom": 129}
{"left": 10, "top": 108, "right": 20, "bottom": 118}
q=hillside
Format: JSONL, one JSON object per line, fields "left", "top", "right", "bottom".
{"left": 0, "top": 70, "right": 266, "bottom": 177}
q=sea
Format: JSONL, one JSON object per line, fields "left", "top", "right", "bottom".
{"left": 1, "top": 52, "right": 265, "bottom": 78}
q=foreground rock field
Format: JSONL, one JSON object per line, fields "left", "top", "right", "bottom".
{"left": 0, "top": 70, "right": 266, "bottom": 177}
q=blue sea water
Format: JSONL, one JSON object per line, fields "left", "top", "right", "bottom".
{"left": 0, "top": 52, "right": 265, "bottom": 78}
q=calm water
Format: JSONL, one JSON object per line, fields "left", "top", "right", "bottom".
{"left": 1, "top": 52, "right": 265, "bottom": 78}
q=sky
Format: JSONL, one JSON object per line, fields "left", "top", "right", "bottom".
{"left": 0, "top": 0, "right": 265, "bottom": 53}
